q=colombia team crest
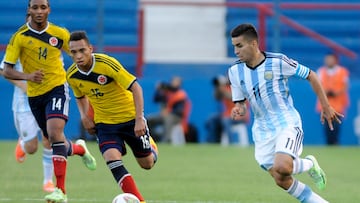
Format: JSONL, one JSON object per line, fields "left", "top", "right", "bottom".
{"left": 49, "top": 37, "right": 58, "bottom": 47}
{"left": 97, "top": 75, "right": 107, "bottom": 85}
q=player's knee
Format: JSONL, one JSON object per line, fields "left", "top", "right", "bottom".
{"left": 273, "top": 162, "right": 292, "bottom": 176}
{"left": 24, "top": 143, "right": 38, "bottom": 154}
{"left": 139, "top": 160, "right": 154, "bottom": 170}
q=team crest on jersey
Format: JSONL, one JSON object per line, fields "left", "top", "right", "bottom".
{"left": 97, "top": 75, "right": 107, "bottom": 85}
{"left": 264, "top": 70, "right": 273, "bottom": 80}
{"left": 49, "top": 37, "right": 58, "bottom": 46}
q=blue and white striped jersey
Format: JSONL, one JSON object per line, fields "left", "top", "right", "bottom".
{"left": 0, "top": 59, "right": 31, "bottom": 113}
{"left": 228, "top": 52, "right": 310, "bottom": 141}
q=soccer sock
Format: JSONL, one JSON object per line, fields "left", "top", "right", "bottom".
{"left": 52, "top": 142, "right": 68, "bottom": 194}
{"left": 66, "top": 139, "right": 85, "bottom": 156}
{"left": 107, "top": 160, "right": 144, "bottom": 201}
{"left": 20, "top": 139, "right": 27, "bottom": 153}
{"left": 286, "top": 179, "right": 328, "bottom": 203}
{"left": 42, "top": 148, "right": 53, "bottom": 184}
{"left": 292, "top": 158, "right": 314, "bottom": 175}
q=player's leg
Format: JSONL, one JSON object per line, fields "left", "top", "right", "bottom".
{"left": 41, "top": 133, "right": 55, "bottom": 192}
{"left": 126, "top": 118, "right": 158, "bottom": 169}
{"left": 97, "top": 123, "right": 145, "bottom": 202}
{"left": 270, "top": 127, "right": 328, "bottom": 203}
{"left": 13, "top": 111, "right": 39, "bottom": 162}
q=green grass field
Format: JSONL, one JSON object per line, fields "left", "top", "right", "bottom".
{"left": 0, "top": 141, "right": 359, "bottom": 203}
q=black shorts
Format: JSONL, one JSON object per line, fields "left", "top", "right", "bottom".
{"left": 96, "top": 119, "right": 152, "bottom": 158}
{"left": 28, "top": 84, "right": 70, "bottom": 138}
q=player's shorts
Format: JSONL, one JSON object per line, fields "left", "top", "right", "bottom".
{"left": 28, "top": 84, "right": 70, "bottom": 138}
{"left": 96, "top": 119, "right": 152, "bottom": 158}
{"left": 13, "top": 111, "right": 40, "bottom": 143}
{"left": 254, "top": 126, "right": 304, "bottom": 170}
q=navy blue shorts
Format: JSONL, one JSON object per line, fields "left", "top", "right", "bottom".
{"left": 96, "top": 119, "right": 152, "bottom": 158}
{"left": 28, "top": 84, "right": 70, "bottom": 138}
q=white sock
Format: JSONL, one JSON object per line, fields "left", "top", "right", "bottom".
{"left": 292, "top": 158, "right": 313, "bottom": 175}
{"left": 19, "top": 139, "right": 27, "bottom": 154}
{"left": 287, "top": 179, "right": 328, "bottom": 203}
{"left": 42, "top": 148, "right": 53, "bottom": 184}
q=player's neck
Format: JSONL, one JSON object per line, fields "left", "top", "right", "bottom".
{"left": 247, "top": 51, "right": 265, "bottom": 68}
{"left": 29, "top": 21, "right": 48, "bottom": 32}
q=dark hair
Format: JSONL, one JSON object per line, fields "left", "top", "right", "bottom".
{"left": 70, "top": 31, "right": 90, "bottom": 44}
{"left": 28, "top": 0, "right": 50, "bottom": 7}
{"left": 231, "top": 23, "right": 258, "bottom": 42}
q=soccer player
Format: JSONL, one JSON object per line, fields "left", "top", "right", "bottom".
{"left": 0, "top": 58, "right": 55, "bottom": 192}
{"left": 228, "top": 23, "right": 343, "bottom": 203}
{"left": 2, "top": 0, "right": 97, "bottom": 202}
{"left": 0, "top": 13, "right": 54, "bottom": 193}
{"left": 66, "top": 31, "right": 158, "bottom": 203}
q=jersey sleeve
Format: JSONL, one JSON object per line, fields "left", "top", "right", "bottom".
{"left": 228, "top": 65, "right": 245, "bottom": 102}
{"left": 109, "top": 57, "right": 136, "bottom": 89}
{"left": 60, "top": 27, "right": 71, "bottom": 54}
{"left": 281, "top": 54, "right": 310, "bottom": 79}
{"left": 4, "top": 33, "right": 21, "bottom": 65}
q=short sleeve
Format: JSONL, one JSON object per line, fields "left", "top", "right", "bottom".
{"left": 228, "top": 65, "right": 245, "bottom": 102}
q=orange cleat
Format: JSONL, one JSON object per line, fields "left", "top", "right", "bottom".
{"left": 15, "top": 139, "right": 26, "bottom": 163}
{"left": 43, "top": 181, "right": 55, "bottom": 193}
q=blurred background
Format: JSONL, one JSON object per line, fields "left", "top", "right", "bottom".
{"left": 1, "top": 0, "right": 360, "bottom": 145}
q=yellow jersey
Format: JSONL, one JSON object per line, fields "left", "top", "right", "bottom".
{"left": 67, "top": 53, "right": 136, "bottom": 124}
{"left": 4, "top": 22, "right": 70, "bottom": 97}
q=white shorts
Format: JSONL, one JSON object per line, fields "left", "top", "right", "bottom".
{"left": 13, "top": 111, "right": 41, "bottom": 143}
{"left": 254, "top": 126, "right": 304, "bottom": 170}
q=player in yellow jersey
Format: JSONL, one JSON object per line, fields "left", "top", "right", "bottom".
{"left": 2, "top": 0, "right": 96, "bottom": 202}
{"left": 66, "top": 31, "right": 158, "bottom": 203}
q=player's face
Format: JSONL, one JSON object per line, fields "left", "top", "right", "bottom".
{"left": 231, "top": 35, "right": 256, "bottom": 63}
{"left": 69, "top": 39, "right": 94, "bottom": 71}
{"left": 28, "top": 0, "right": 50, "bottom": 26}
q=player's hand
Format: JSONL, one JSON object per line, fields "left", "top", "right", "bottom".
{"left": 81, "top": 116, "right": 96, "bottom": 135}
{"left": 320, "top": 106, "right": 344, "bottom": 131}
{"left": 134, "top": 118, "right": 146, "bottom": 137}
{"left": 231, "top": 106, "right": 243, "bottom": 120}
{"left": 27, "top": 70, "right": 44, "bottom": 83}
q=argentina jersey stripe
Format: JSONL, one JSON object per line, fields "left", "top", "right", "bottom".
{"left": 295, "top": 64, "right": 310, "bottom": 79}
{"left": 264, "top": 57, "right": 288, "bottom": 130}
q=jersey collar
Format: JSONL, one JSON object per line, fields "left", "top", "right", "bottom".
{"left": 77, "top": 54, "right": 95, "bottom": 76}
{"left": 26, "top": 21, "right": 49, "bottom": 34}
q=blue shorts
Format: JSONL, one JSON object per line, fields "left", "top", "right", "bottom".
{"left": 96, "top": 119, "right": 152, "bottom": 158}
{"left": 28, "top": 84, "right": 70, "bottom": 138}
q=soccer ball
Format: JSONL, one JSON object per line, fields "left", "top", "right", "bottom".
{"left": 112, "top": 193, "right": 140, "bottom": 203}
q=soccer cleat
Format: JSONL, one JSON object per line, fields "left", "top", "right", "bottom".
{"left": 44, "top": 188, "right": 67, "bottom": 203}
{"left": 305, "top": 155, "right": 327, "bottom": 190}
{"left": 149, "top": 136, "right": 158, "bottom": 163}
{"left": 43, "top": 180, "right": 55, "bottom": 193}
{"left": 75, "top": 139, "right": 97, "bottom": 170}
{"left": 15, "top": 139, "right": 26, "bottom": 163}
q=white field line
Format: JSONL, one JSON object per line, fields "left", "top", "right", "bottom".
{"left": 0, "top": 198, "right": 266, "bottom": 203}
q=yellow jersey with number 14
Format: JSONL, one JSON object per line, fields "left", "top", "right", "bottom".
{"left": 4, "top": 22, "right": 70, "bottom": 97}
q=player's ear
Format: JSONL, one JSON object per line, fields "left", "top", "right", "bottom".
{"left": 89, "top": 45, "right": 93, "bottom": 52}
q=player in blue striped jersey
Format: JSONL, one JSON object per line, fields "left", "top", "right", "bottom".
{"left": 228, "top": 24, "right": 343, "bottom": 203}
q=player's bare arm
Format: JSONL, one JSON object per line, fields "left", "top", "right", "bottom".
{"left": 307, "top": 70, "right": 344, "bottom": 130}
{"left": 129, "top": 81, "right": 146, "bottom": 136}
{"left": 3, "top": 63, "right": 44, "bottom": 83}
{"left": 231, "top": 101, "right": 247, "bottom": 120}
{"left": 76, "top": 97, "right": 96, "bottom": 135}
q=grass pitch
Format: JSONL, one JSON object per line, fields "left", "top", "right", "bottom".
{"left": 0, "top": 141, "right": 359, "bottom": 203}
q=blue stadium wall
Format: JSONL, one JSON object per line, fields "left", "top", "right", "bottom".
{"left": 0, "top": 0, "right": 359, "bottom": 145}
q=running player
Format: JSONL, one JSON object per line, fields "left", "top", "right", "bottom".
{"left": 0, "top": 57, "right": 54, "bottom": 192}
{"left": 228, "top": 23, "right": 343, "bottom": 203}
{"left": 2, "top": 0, "right": 97, "bottom": 202}
{"left": 66, "top": 31, "right": 158, "bottom": 203}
